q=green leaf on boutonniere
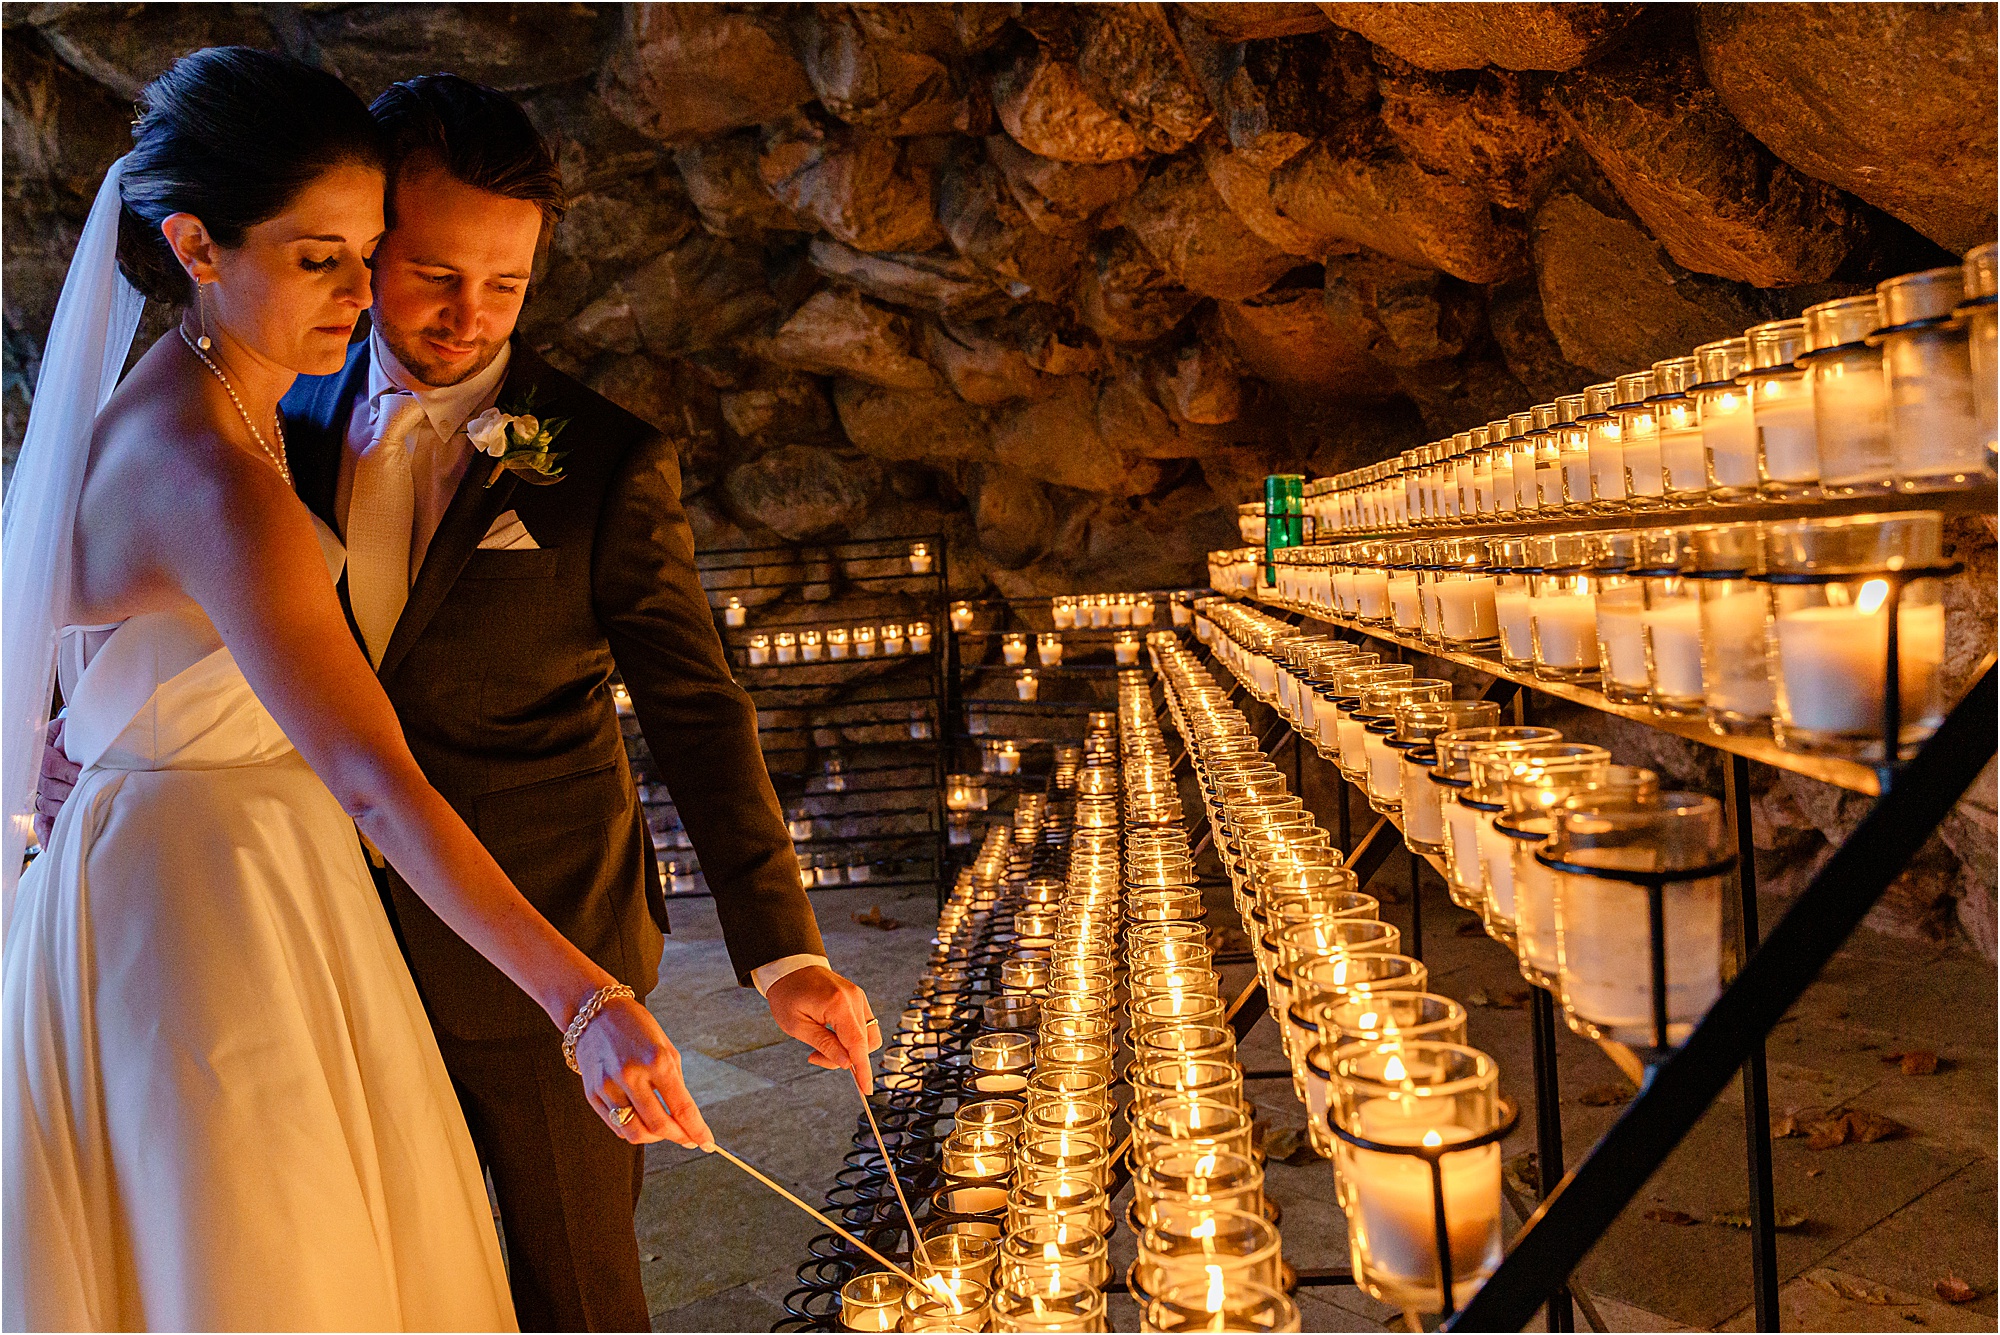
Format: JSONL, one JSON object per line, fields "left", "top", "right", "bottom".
{"left": 470, "top": 395, "right": 570, "bottom": 487}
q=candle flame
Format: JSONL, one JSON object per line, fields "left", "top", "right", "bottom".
{"left": 1855, "top": 579, "right": 1891, "bottom": 616}
{"left": 1423, "top": 1129, "right": 1444, "bottom": 1148}
{"left": 1195, "top": 1152, "right": 1217, "bottom": 1176}
{"left": 1205, "top": 1264, "right": 1226, "bottom": 1314}
{"left": 1192, "top": 1218, "right": 1217, "bottom": 1240}
{"left": 1383, "top": 1054, "right": 1407, "bottom": 1082}
{"left": 1358, "top": 1011, "right": 1379, "bottom": 1031}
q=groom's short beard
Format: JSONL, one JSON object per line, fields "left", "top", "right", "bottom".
{"left": 379, "top": 323, "right": 506, "bottom": 390}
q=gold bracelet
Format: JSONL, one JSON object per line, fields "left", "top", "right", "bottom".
{"left": 562, "top": 983, "right": 636, "bottom": 1073}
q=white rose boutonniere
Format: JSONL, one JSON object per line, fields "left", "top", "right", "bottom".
{"left": 469, "top": 388, "right": 568, "bottom": 486}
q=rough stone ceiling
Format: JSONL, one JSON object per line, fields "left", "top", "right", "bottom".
{"left": 3, "top": 2, "right": 1995, "bottom": 596}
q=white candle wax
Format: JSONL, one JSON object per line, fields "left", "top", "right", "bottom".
{"left": 748, "top": 645, "right": 770, "bottom": 666}
{"left": 1403, "top": 770, "right": 1445, "bottom": 845}
{"left": 1316, "top": 704, "right": 1344, "bottom": 758}
{"left": 1134, "top": 600, "right": 1155, "bottom": 626}
{"left": 1003, "top": 641, "right": 1028, "bottom": 666}
{"left": 1333, "top": 570, "right": 1358, "bottom": 615}
{"left": 1354, "top": 571, "right": 1391, "bottom": 621}
{"left": 1110, "top": 603, "right": 1132, "bottom": 626}
{"left": 1436, "top": 577, "right": 1498, "bottom": 643}
{"left": 1812, "top": 359, "right": 1893, "bottom": 487}
{"left": 1624, "top": 420, "right": 1664, "bottom": 497}
{"left": 1887, "top": 349, "right": 1984, "bottom": 479}
{"left": 1492, "top": 459, "right": 1516, "bottom": 513}
{"left": 1051, "top": 604, "right": 1075, "bottom": 629}
{"left": 1561, "top": 454, "right": 1591, "bottom": 508}
{"left": 1701, "top": 388, "right": 1758, "bottom": 487}
{"left": 1644, "top": 599, "right": 1704, "bottom": 699}
{"left": 1338, "top": 715, "right": 1371, "bottom": 773}
{"left": 1699, "top": 588, "right": 1776, "bottom": 716}
{"left": 1017, "top": 675, "right": 1040, "bottom": 701}
{"left": 1114, "top": 640, "right": 1140, "bottom": 666}
{"left": 882, "top": 634, "right": 905, "bottom": 656}
{"left": 1753, "top": 376, "right": 1820, "bottom": 484}
{"left": 1470, "top": 458, "right": 1493, "bottom": 514}
{"left": 1365, "top": 732, "right": 1402, "bottom": 803}
{"left": 909, "top": 553, "right": 933, "bottom": 574}
{"left": 1775, "top": 600, "right": 1945, "bottom": 735}
{"left": 1495, "top": 589, "right": 1535, "bottom": 662}
{"left": 1589, "top": 427, "right": 1626, "bottom": 502}
{"left": 1531, "top": 593, "right": 1599, "bottom": 669}
{"left": 1388, "top": 576, "right": 1423, "bottom": 631}
{"left": 1513, "top": 847, "right": 1559, "bottom": 975}
{"left": 1558, "top": 871, "right": 1722, "bottom": 1041}
{"left": 1088, "top": 602, "right": 1109, "bottom": 628}
{"left": 776, "top": 642, "right": 798, "bottom": 664}
{"left": 1513, "top": 452, "right": 1539, "bottom": 510}
{"left": 1443, "top": 796, "right": 1482, "bottom": 893}
{"left": 1658, "top": 410, "right": 1706, "bottom": 493}
{"left": 1595, "top": 605, "right": 1649, "bottom": 690}
{"left": 724, "top": 602, "right": 746, "bottom": 627}
{"left": 1536, "top": 463, "right": 1561, "bottom": 509}
{"left": 1476, "top": 814, "right": 1516, "bottom": 920}
{"left": 1420, "top": 584, "right": 1443, "bottom": 639}
{"left": 1347, "top": 1101, "right": 1502, "bottom": 1302}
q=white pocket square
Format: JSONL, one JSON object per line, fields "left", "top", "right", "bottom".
{"left": 477, "top": 511, "right": 540, "bottom": 550}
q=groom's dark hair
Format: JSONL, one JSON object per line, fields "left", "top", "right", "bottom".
{"left": 370, "top": 74, "right": 567, "bottom": 241}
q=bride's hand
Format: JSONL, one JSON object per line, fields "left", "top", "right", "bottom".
{"left": 572, "top": 997, "right": 713, "bottom": 1149}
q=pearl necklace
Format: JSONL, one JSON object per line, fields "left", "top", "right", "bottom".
{"left": 178, "top": 325, "right": 292, "bottom": 486}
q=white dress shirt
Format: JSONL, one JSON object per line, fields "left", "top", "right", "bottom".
{"left": 338, "top": 334, "right": 831, "bottom": 995}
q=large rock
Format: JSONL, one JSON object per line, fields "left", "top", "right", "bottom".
{"left": 990, "top": 377, "right": 1166, "bottom": 495}
{"left": 304, "top": 4, "right": 610, "bottom": 94}
{"left": 1322, "top": 251, "right": 1485, "bottom": 367}
{"left": 1698, "top": 4, "right": 1998, "bottom": 253}
{"left": 1077, "top": 228, "right": 1202, "bottom": 345}
{"left": 1179, "top": 4, "right": 1334, "bottom": 40}
{"left": 1320, "top": 3, "right": 1645, "bottom": 72}
{"left": 758, "top": 117, "right": 947, "bottom": 254}
{"left": 1549, "top": 46, "right": 1870, "bottom": 286}
{"left": 1198, "top": 140, "right": 1336, "bottom": 259}
{"left": 1271, "top": 127, "right": 1529, "bottom": 283}
{"left": 1180, "top": 27, "right": 1377, "bottom": 173}
{"left": 1098, "top": 357, "right": 1197, "bottom": 458}
{"left": 972, "top": 465, "right": 1057, "bottom": 567}
{"left": 1377, "top": 63, "right": 1565, "bottom": 212}
{"left": 747, "top": 285, "right": 943, "bottom": 390}
{"left": 722, "top": 443, "right": 885, "bottom": 540}
{"left": 1010, "top": 304, "right": 1107, "bottom": 377}
{"left": 585, "top": 353, "right": 730, "bottom": 489}
{"left": 1393, "top": 352, "right": 1532, "bottom": 436}
{"left": 3, "top": 29, "right": 129, "bottom": 191}
{"left": 715, "top": 362, "right": 841, "bottom": 447}
{"left": 1216, "top": 283, "right": 1396, "bottom": 406}
{"left": 922, "top": 318, "right": 1060, "bottom": 405}
{"left": 799, "top": 4, "right": 968, "bottom": 137}
{"left": 1075, "top": 6, "right": 1214, "bottom": 156}
{"left": 675, "top": 132, "right": 816, "bottom": 237}
{"left": 991, "top": 38, "right": 1148, "bottom": 163}
{"left": 834, "top": 378, "right": 994, "bottom": 462}
{"left": 619, "top": 232, "right": 781, "bottom": 357}
{"left": 988, "top": 132, "right": 1141, "bottom": 234}
{"left": 29, "top": 2, "right": 279, "bottom": 99}
{"left": 1119, "top": 155, "right": 1306, "bottom": 301}
{"left": 1485, "top": 276, "right": 1598, "bottom": 402}
{"left": 807, "top": 236, "right": 1005, "bottom": 317}
{"left": 602, "top": 4, "right": 814, "bottom": 145}
{"left": 1532, "top": 191, "right": 1783, "bottom": 377}
{"left": 936, "top": 144, "right": 1090, "bottom": 302}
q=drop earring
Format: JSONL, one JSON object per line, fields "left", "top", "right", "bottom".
{"left": 195, "top": 280, "right": 212, "bottom": 351}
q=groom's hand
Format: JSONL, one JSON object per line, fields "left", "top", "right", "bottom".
{"left": 34, "top": 717, "right": 81, "bottom": 847}
{"left": 766, "top": 965, "right": 880, "bottom": 1094}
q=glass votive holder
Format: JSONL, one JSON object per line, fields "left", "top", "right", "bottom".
{"left": 1037, "top": 1012, "right": 1113, "bottom": 1045}
{"left": 908, "top": 541, "right": 933, "bottom": 574}
{"left": 852, "top": 624, "right": 877, "bottom": 658}
{"left": 799, "top": 628, "right": 824, "bottom": 662}
{"left": 1333, "top": 664, "right": 1416, "bottom": 777}
{"left": 1589, "top": 531, "right": 1650, "bottom": 704}
{"left": 1329, "top": 1041, "right": 1506, "bottom": 1316}
{"left": 1650, "top": 355, "right": 1708, "bottom": 504}
{"left": 1317, "top": 992, "right": 1469, "bottom": 1061}
{"left": 1018, "top": 1134, "right": 1112, "bottom": 1193}
{"left": 1115, "top": 634, "right": 1142, "bottom": 666}
{"left": 1632, "top": 527, "right": 1705, "bottom": 718}
{"left": 838, "top": 1270, "right": 909, "bottom": 1332}
{"left": 1746, "top": 317, "right": 1819, "bottom": 498}
{"left": 910, "top": 621, "right": 933, "bottom": 654}
{"left": 1504, "top": 765, "right": 1659, "bottom": 990}
{"left": 1000, "top": 959, "right": 1049, "bottom": 996}
{"left": 1036, "top": 633, "right": 1064, "bottom": 667}
{"left": 1130, "top": 992, "right": 1226, "bottom": 1041}
{"left": 1525, "top": 534, "right": 1597, "bottom": 683}
{"left": 992, "top": 1273, "right": 1106, "bottom": 1333}
{"left": 1007, "top": 1175, "right": 1111, "bottom": 1238}
{"left": 956, "top": 1100, "right": 1026, "bottom": 1142}
{"left": 1470, "top": 742, "right": 1609, "bottom": 946}
{"left": 1133, "top": 1098, "right": 1255, "bottom": 1165}
{"left": 1964, "top": 242, "right": 1997, "bottom": 470}
{"left": 1271, "top": 920, "right": 1400, "bottom": 990}
{"left": 1802, "top": 292, "right": 1892, "bottom": 496}
{"left": 1694, "top": 335, "right": 1756, "bottom": 500}
{"left": 1578, "top": 381, "right": 1626, "bottom": 511}
{"left": 902, "top": 1278, "right": 990, "bottom": 1333}
{"left": 996, "top": 1224, "right": 1111, "bottom": 1295}
{"left": 1132, "top": 1022, "right": 1236, "bottom": 1072}
{"left": 1129, "top": 1057, "right": 1245, "bottom": 1115}
{"left": 1551, "top": 791, "right": 1729, "bottom": 1052}
{"left": 1143, "top": 1279, "right": 1301, "bottom": 1333}
{"left": 1764, "top": 511, "right": 1949, "bottom": 761}
{"left": 826, "top": 626, "right": 851, "bottom": 659}
{"left": 972, "top": 1032, "right": 1035, "bottom": 1075}
{"left": 1878, "top": 266, "right": 1987, "bottom": 490}
{"left": 1026, "top": 1099, "right": 1112, "bottom": 1147}
{"left": 1002, "top": 633, "right": 1029, "bottom": 666}
{"left": 1133, "top": 1146, "right": 1264, "bottom": 1232}
{"left": 1617, "top": 369, "right": 1665, "bottom": 503}
{"left": 951, "top": 601, "right": 976, "bottom": 633}
{"left": 1017, "top": 669, "right": 1040, "bottom": 701}
{"left": 1688, "top": 522, "right": 1775, "bottom": 735}
{"left": 1433, "top": 726, "right": 1561, "bottom": 909}
{"left": 746, "top": 632, "right": 770, "bottom": 666}
{"left": 772, "top": 632, "right": 799, "bottom": 665}
{"left": 1286, "top": 954, "right": 1428, "bottom": 1091}
{"left": 722, "top": 595, "right": 747, "bottom": 628}
{"left": 1137, "top": 1203, "right": 1282, "bottom": 1297}
{"left": 881, "top": 623, "right": 906, "bottom": 656}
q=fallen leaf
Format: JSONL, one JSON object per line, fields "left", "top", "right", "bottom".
{"left": 1577, "top": 1083, "right": 1632, "bottom": 1108}
{"left": 851, "top": 906, "right": 901, "bottom": 931}
{"left": 643, "top": 1253, "right": 660, "bottom": 1263}
{"left": 1772, "top": 1114, "right": 1799, "bottom": 1138}
{"left": 1492, "top": 987, "right": 1533, "bottom": 1010}
{"left": 1900, "top": 1051, "right": 1940, "bottom": 1076}
{"left": 1844, "top": 1110, "right": 1907, "bottom": 1144}
{"left": 1465, "top": 988, "right": 1492, "bottom": 1007}
{"left": 1644, "top": 1207, "right": 1699, "bottom": 1226}
{"left": 1258, "top": 1126, "right": 1320, "bottom": 1166}
{"left": 1806, "top": 1117, "right": 1852, "bottom": 1150}
{"left": 1806, "top": 1168, "right": 1825, "bottom": 1179}
{"left": 1709, "top": 1208, "right": 1808, "bottom": 1230}
{"left": 1503, "top": 1151, "right": 1540, "bottom": 1197}
{"left": 1808, "top": 1272, "right": 1896, "bottom": 1305}
{"left": 1455, "top": 920, "right": 1486, "bottom": 937}
{"left": 1935, "top": 1275, "right": 1979, "bottom": 1304}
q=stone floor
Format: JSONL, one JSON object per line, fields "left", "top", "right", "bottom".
{"left": 631, "top": 818, "right": 1995, "bottom": 1333}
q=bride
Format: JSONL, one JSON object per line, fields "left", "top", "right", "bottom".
{"left": 2, "top": 48, "right": 709, "bottom": 1332}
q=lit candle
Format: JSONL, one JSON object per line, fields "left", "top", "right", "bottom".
{"left": 746, "top": 633, "right": 770, "bottom": 666}
{"left": 1003, "top": 634, "right": 1029, "bottom": 666}
{"left": 1111, "top": 595, "right": 1134, "bottom": 627}
{"left": 1644, "top": 598, "right": 1704, "bottom": 702}
{"left": 1435, "top": 576, "right": 1498, "bottom": 646}
{"left": 1037, "top": 634, "right": 1063, "bottom": 666}
{"left": 996, "top": 741, "right": 1021, "bottom": 774}
{"left": 1697, "top": 587, "right": 1775, "bottom": 720}
{"left": 1700, "top": 385, "right": 1758, "bottom": 491}
{"left": 1352, "top": 570, "right": 1390, "bottom": 622}
{"left": 1751, "top": 372, "right": 1819, "bottom": 492}
{"left": 723, "top": 596, "right": 746, "bottom": 627}
{"left": 1050, "top": 597, "right": 1075, "bottom": 630}
{"left": 1017, "top": 670, "right": 1039, "bottom": 701}
{"left": 952, "top": 601, "right": 976, "bottom": 632}
{"left": 1386, "top": 574, "right": 1422, "bottom": 631}
{"left": 909, "top": 621, "right": 933, "bottom": 654}
{"left": 839, "top": 1271, "right": 909, "bottom": 1332}
{"left": 1114, "top": 635, "right": 1140, "bottom": 666}
{"left": 853, "top": 625, "right": 877, "bottom": 658}
{"left": 909, "top": 542, "right": 933, "bottom": 574}
{"left": 1657, "top": 397, "right": 1706, "bottom": 497}
{"left": 827, "top": 626, "right": 851, "bottom": 659}
{"left": 1344, "top": 1104, "right": 1501, "bottom": 1306}
{"left": 1495, "top": 585, "right": 1534, "bottom": 665}
{"left": 800, "top": 629, "right": 824, "bottom": 662}
{"left": 1530, "top": 590, "right": 1598, "bottom": 672}
{"left": 1595, "top": 602, "right": 1648, "bottom": 694}
{"left": 1773, "top": 582, "right": 1945, "bottom": 737}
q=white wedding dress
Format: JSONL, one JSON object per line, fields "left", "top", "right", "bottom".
{"left": 2, "top": 523, "right": 517, "bottom": 1331}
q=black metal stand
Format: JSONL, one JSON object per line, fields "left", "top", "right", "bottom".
{"left": 1530, "top": 986, "right": 1574, "bottom": 1333}
{"left": 1726, "top": 754, "right": 1782, "bottom": 1331}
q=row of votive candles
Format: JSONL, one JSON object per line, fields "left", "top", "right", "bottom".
{"left": 1151, "top": 639, "right": 1505, "bottom": 1317}
{"left": 1188, "top": 615, "right": 1734, "bottom": 1056}
{"left": 1000, "top": 632, "right": 1146, "bottom": 668}
{"left": 1305, "top": 246, "right": 1997, "bottom": 534}
{"left": 1249, "top": 510, "right": 1953, "bottom": 764}
{"left": 949, "top": 595, "right": 1161, "bottom": 634}
{"left": 746, "top": 623, "right": 934, "bottom": 664}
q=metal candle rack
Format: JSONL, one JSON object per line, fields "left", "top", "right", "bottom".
{"left": 774, "top": 778, "right": 1075, "bottom": 1332}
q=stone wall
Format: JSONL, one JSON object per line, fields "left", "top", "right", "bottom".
{"left": 4, "top": 4, "right": 1995, "bottom": 946}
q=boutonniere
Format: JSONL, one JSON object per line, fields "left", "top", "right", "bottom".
{"left": 469, "top": 388, "right": 569, "bottom": 487}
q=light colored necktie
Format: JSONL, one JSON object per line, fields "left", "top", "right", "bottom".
{"left": 348, "top": 391, "right": 426, "bottom": 666}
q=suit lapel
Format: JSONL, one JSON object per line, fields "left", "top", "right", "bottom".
{"left": 376, "top": 343, "right": 546, "bottom": 680}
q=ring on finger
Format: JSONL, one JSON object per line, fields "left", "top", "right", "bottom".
{"left": 611, "top": 1104, "right": 636, "bottom": 1127}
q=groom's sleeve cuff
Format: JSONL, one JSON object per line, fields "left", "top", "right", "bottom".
{"left": 751, "top": 953, "right": 829, "bottom": 996}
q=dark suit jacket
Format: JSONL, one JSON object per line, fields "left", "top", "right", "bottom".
{"left": 281, "top": 338, "right": 822, "bottom": 1040}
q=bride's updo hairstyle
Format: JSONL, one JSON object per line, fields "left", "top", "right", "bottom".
{"left": 116, "top": 46, "right": 385, "bottom": 304}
